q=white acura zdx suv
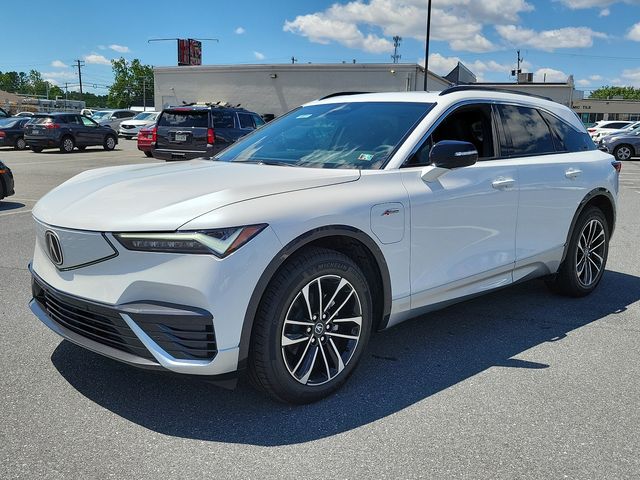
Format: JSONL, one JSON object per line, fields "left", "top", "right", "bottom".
{"left": 29, "top": 87, "right": 620, "bottom": 403}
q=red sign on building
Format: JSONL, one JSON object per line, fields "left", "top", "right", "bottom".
{"left": 177, "top": 39, "right": 202, "bottom": 66}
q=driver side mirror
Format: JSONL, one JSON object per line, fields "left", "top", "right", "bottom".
{"left": 429, "top": 140, "right": 478, "bottom": 169}
{"left": 421, "top": 140, "right": 478, "bottom": 183}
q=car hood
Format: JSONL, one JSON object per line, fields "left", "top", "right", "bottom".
{"left": 33, "top": 160, "right": 360, "bottom": 231}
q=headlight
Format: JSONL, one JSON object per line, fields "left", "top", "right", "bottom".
{"left": 114, "top": 224, "right": 267, "bottom": 257}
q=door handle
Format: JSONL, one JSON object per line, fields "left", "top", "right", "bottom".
{"left": 491, "top": 177, "right": 515, "bottom": 190}
{"left": 565, "top": 168, "right": 582, "bottom": 179}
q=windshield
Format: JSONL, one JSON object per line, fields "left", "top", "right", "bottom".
{"left": 92, "top": 111, "right": 111, "bottom": 120}
{"left": 215, "top": 102, "right": 433, "bottom": 169}
{"left": 133, "top": 112, "right": 157, "bottom": 121}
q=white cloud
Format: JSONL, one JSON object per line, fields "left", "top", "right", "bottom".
{"left": 83, "top": 53, "right": 111, "bottom": 65}
{"left": 496, "top": 25, "right": 607, "bottom": 51}
{"left": 622, "top": 68, "right": 640, "bottom": 85}
{"left": 109, "top": 44, "right": 130, "bottom": 53}
{"left": 557, "top": 0, "right": 640, "bottom": 9}
{"left": 42, "top": 70, "right": 78, "bottom": 85}
{"left": 535, "top": 68, "right": 568, "bottom": 82}
{"left": 576, "top": 79, "right": 590, "bottom": 86}
{"left": 235, "top": 27, "right": 245, "bottom": 34}
{"left": 253, "top": 51, "right": 266, "bottom": 60}
{"left": 283, "top": 0, "right": 534, "bottom": 54}
{"left": 589, "top": 74, "right": 604, "bottom": 81}
{"left": 627, "top": 22, "right": 640, "bottom": 41}
{"left": 51, "top": 60, "right": 68, "bottom": 68}
{"left": 599, "top": 8, "right": 610, "bottom": 16}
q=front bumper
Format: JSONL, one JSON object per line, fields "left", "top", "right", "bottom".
{"left": 29, "top": 222, "right": 283, "bottom": 376}
{"left": 30, "top": 269, "right": 239, "bottom": 376}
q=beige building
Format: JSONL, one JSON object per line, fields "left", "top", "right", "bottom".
{"left": 572, "top": 98, "right": 640, "bottom": 123}
{"left": 153, "top": 63, "right": 451, "bottom": 115}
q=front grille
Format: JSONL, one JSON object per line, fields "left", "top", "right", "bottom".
{"left": 33, "top": 279, "right": 155, "bottom": 361}
{"left": 121, "top": 125, "right": 135, "bottom": 129}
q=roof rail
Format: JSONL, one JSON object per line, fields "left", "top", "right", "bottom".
{"left": 439, "top": 85, "right": 553, "bottom": 102}
{"left": 319, "top": 91, "right": 370, "bottom": 100}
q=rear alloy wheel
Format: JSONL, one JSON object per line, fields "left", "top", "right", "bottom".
{"left": 249, "top": 247, "right": 372, "bottom": 403}
{"left": 60, "top": 136, "right": 75, "bottom": 153}
{"left": 546, "top": 206, "right": 609, "bottom": 297}
{"left": 14, "top": 137, "right": 26, "bottom": 150}
{"left": 103, "top": 135, "right": 116, "bottom": 151}
{"left": 614, "top": 145, "right": 633, "bottom": 161}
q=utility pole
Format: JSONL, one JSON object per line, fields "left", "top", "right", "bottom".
{"left": 423, "top": 0, "right": 432, "bottom": 91}
{"left": 511, "top": 50, "right": 524, "bottom": 82}
{"left": 74, "top": 59, "right": 85, "bottom": 97}
{"left": 391, "top": 36, "right": 402, "bottom": 64}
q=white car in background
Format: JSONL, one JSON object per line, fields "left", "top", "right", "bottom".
{"left": 91, "top": 109, "right": 136, "bottom": 130}
{"left": 118, "top": 111, "right": 159, "bottom": 139}
{"left": 587, "top": 120, "right": 635, "bottom": 142}
{"left": 594, "top": 120, "right": 640, "bottom": 143}
{"left": 29, "top": 88, "right": 619, "bottom": 404}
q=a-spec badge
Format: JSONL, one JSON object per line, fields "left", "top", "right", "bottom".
{"left": 45, "top": 230, "right": 64, "bottom": 266}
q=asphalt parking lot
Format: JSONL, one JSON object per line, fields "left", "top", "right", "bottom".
{"left": 1, "top": 140, "right": 639, "bottom": 479}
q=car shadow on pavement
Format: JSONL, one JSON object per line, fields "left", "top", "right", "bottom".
{"left": 0, "top": 201, "right": 25, "bottom": 211}
{"left": 51, "top": 270, "right": 640, "bottom": 446}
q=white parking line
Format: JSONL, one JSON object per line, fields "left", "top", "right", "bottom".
{"left": 0, "top": 208, "right": 32, "bottom": 218}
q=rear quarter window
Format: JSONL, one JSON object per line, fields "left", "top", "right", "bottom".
{"left": 540, "top": 111, "right": 595, "bottom": 152}
{"left": 211, "top": 111, "right": 235, "bottom": 129}
{"left": 158, "top": 111, "right": 208, "bottom": 128}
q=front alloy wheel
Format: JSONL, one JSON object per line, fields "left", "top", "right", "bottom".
{"left": 281, "top": 275, "right": 362, "bottom": 386}
{"left": 249, "top": 247, "right": 372, "bottom": 403}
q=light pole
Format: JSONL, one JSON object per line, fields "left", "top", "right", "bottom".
{"left": 423, "top": 0, "right": 432, "bottom": 91}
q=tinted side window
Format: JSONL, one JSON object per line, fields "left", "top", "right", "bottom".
{"left": 607, "top": 122, "right": 628, "bottom": 129}
{"left": 211, "top": 111, "right": 235, "bottom": 129}
{"left": 238, "top": 113, "right": 255, "bottom": 129}
{"left": 540, "top": 111, "right": 595, "bottom": 152}
{"left": 405, "top": 103, "right": 494, "bottom": 167}
{"left": 499, "top": 105, "right": 555, "bottom": 156}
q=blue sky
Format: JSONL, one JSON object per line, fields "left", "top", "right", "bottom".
{"left": 2, "top": 0, "right": 640, "bottom": 95}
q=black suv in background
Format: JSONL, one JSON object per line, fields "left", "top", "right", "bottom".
{"left": 24, "top": 113, "right": 118, "bottom": 153}
{"left": 153, "top": 106, "right": 265, "bottom": 161}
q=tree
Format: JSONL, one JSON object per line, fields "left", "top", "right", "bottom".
{"left": 589, "top": 86, "right": 640, "bottom": 100}
{"left": 108, "top": 57, "right": 154, "bottom": 108}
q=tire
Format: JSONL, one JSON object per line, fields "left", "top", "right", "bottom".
{"left": 613, "top": 144, "right": 633, "bottom": 161}
{"left": 144, "top": 151, "right": 153, "bottom": 158}
{"left": 60, "top": 136, "right": 74, "bottom": 153}
{"left": 31, "top": 146, "right": 43, "bottom": 153}
{"left": 103, "top": 135, "right": 116, "bottom": 151}
{"left": 77, "top": 146, "right": 87, "bottom": 151}
{"left": 14, "top": 137, "right": 26, "bottom": 150}
{"left": 546, "top": 206, "right": 609, "bottom": 297}
{"left": 249, "top": 247, "right": 373, "bottom": 404}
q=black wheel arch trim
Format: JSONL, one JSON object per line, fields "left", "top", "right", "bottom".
{"left": 237, "top": 225, "right": 392, "bottom": 370}
{"left": 560, "top": 187, "right": 616, "bottom": 264}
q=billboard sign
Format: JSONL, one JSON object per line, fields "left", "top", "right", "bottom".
{"left": 177, "top": 39, "right": 202, "bottom": 66}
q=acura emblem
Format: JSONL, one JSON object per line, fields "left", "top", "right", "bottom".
{"left": 45, "top": 231, "right": 64, "bottom": 266}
